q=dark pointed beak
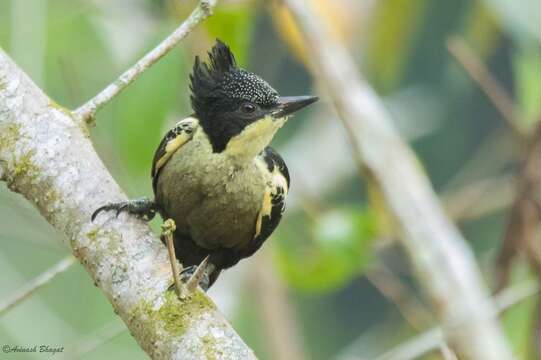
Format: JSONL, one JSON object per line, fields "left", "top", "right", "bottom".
{"left": 272, "top": 95, "right": 319, "bottom": 118}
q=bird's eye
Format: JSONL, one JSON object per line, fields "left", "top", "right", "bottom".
{"left": 241, "top": 102, "right": 256, "bottom": 113}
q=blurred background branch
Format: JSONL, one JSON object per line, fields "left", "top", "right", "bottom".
{"left": 280, "top": 0, "right": 513, "bottom": 358}
{"left": 447, "top": 36, "right": 526, "bottom": 138}
{"left": 0, "top": 256, "right": 75, "bottom": 317}
{"left": 374, "top": 279, "right": 539, "bottom": 360}
{"left": 73, "top": 0, "right": 217, "bottom": 123}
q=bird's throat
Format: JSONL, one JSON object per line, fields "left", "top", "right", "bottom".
{"left": 224, "top": 115, "right": 285, "bottom": 161}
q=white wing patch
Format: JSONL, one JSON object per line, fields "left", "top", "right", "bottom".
{"left": 271, "top": 166, "right": 289, "bottom": 196}
{"left": 254, "top": 157, "right": 289, "bottom": 239}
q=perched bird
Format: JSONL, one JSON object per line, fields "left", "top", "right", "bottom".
{"left": 93, "top": 40, "right": 318, "bottom": 289}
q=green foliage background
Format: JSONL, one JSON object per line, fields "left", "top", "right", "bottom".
{"left": 0, "top": 0, "right": 540, "bottom": 359}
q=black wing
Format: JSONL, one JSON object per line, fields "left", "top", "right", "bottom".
{"left": 243, "top": 147, "right": 290, "bottom": 258}
{"left": 151, "top": 117, "right": 199, "bottom": 192}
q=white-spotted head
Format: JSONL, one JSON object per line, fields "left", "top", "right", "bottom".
{"left": 190, "top": 39, "right": 318, "bottom": 158}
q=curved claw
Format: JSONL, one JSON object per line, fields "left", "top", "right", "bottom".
{"left": 115, "top": 204, "right": 128, "bottom": 218}
{"left": 91, "top": 204, "right": 115, "bottom": 221}
{"left": 91, "top": 207, "right": 102, "bottom": 222}
{"left": 91, "top": 198, "right": 156, "bottom": 222}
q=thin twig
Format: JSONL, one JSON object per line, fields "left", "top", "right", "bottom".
{"left": 441, "top": 127, "right": 518, "bottom": 194}
{"left": 373, "top": 279, "right": 540, "bottom": 360}
{"left": 161, "top": 219, "right": 184, "bottom": 298}
{"left": 0, "top": 255, "right": 75, "bottom": 316}
{"left": 72, "top": 0, "right": 217, "bottom": 123}
{"left": 440, "top": 344, "right": 458, "bottom": 360}
{"left": 496, "top": 122, "right": 541, "bottom": 290}
{"left": 280, "top": 0, "right": 513, "bottom": 358}
{"left": 494, "top": 279, "right": 540, "bottom": 310}
{"left": 366, "top": 264, "right": 432, "bottom": 330}
{"left": 447, "top": 36, "right": 526, "bottom": 138}
{"left": 442, "top": 174, "right": 515, "bottom": 222}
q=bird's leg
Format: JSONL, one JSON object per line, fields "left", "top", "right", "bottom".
{"left": 91, "top": 197, "right": 157, "bottom": 221}
{"left": 161, "top": 219, "right": 184, "bottom": 298}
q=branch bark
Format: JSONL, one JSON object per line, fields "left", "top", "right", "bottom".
{"left": 280, "top": 0, "right": 513, "bottom": 358}
{"left": 0, "top": 47, "right": 254, "bottom": 359}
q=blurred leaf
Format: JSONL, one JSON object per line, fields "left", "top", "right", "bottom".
{"left": 367, "top": 178, "right": 395, "bottom": 237}
{"left": 43, "top": 2, "right": 114, "bottom": 107}
{"left": 204, "top": 2, "right": 255, "bottom": 66}
{"left": 233, "top": 288, "right": 271, "bottom": 360}
{"left": 513, "top": 43, "right": 541, "bottom": 128}
{"left": 105, "top": 41, "right": 187, "bottom": 177}
{"left": 502, "top": 292, "right": 537, "bottom": 359}
{"left": 461, "top": 1, "right": 501, "bottom": 58}
{"left": 365, "top": 0, "right": 427, "bottom": 92}
{"left": 275, "top": 207, "right": 377, "bottom": 293}
{"left": 270, "top": 0, "right": 365, "bottom": 66}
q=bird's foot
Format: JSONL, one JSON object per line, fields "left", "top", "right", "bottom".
{"left": 181, "top": 256, "right": 211, "bottom": 292}
{"left": 91, "top": 197, "right": 157, "bottom": 221}
{"left": 167, "top": 256, "right": 212, "bottom": 294}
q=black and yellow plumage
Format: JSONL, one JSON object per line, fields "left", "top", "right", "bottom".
{"left": 93, "top": 40, "right": 317, "bottom": 289}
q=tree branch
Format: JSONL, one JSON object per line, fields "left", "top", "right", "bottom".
{"left": 280, "top": 0, "right": 513, "bottom": 358}
{"left": 73, "top": 0, "right": 217, "bottom": 124}
{"left": 498, "top": 115, "right": 541, "bottom": 268}
{"left": 0, "top": 46, "right": 254, "bottom": 359}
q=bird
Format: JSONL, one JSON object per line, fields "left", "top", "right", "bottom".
{"left": 92, "top": 39, "right": 318, "bottom": 290}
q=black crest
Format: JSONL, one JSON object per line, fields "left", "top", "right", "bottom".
{"left": 190, "top": 39, "right": 278, "bottom": 115}
{"left": 190, "top": 40, "right": 237, "bottom": 116}
{"left": 207, "top": 39, "right": 237, "bottom": 75}
{"left": 189, "top": 39, "right": 280, "bottom": 152}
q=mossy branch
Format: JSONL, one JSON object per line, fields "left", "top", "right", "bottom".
{"left": 0, "top": 41, "right": 254, "bottom": 360}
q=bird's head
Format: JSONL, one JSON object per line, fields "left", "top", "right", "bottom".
{"left": 190, "top": 39, "right": 318, "bottom": 158}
